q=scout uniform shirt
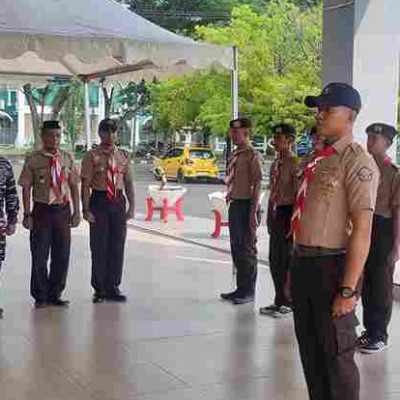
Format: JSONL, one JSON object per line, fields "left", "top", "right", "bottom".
{"left": 228, "top": 146, "right": 263, "bottom": 200}
{"left": 374, "top": 158, "right": 400, "bottom": 217}
{"left": 19, "top": 151, "right": 78, "bottom": 204}
{"left": 269, "top": 154, "right": 299, "bottom": 207}
{"left": 296, "top": 134, "right": 379, "bottom": 250}
{"left": 81, "top": 146, "right": 132, "bottom": 191}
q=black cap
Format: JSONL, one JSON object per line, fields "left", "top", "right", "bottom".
{"left": 366, "top": 123, "right": 397, "bottom": 143}
{"left": 272, "top": 123, "right": 296, "bottom": 137}
{"left": 305, "top": 82, "right": 362, "bottom": 113}
{"left": 42, "top": 120, "right": 61, "bottom": 132}
{"left": 99, "top": 118, "right": 118, "bottom": 135}
{"left": 230, "top": 118, "right": 252, "bottom": 129}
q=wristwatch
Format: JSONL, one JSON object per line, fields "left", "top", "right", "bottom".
{"left": 338, "top": 286, "right": 358, "bottom": 299}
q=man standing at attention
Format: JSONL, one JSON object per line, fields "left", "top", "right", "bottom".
{"left": 260, "top": 123, "right": 298, "bottom": 318}
{"left": 19, "top": 121, "right": 81, "bottom": 308}
{"left": 220, "top": 118, "right": 263, "bottom": 305}
{"left": 81, "top": 118, "right": 135, "bottom": 304}
{"left": 291, "top": 83, "right": 379, "bottom": 400}
{"left": 0, "top": 156, "right": 19, "bottom": 317}
{"left": 358, "top": 123, "right": 400, "bottom": 354}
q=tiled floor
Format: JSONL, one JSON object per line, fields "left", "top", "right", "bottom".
{"left": 1, "top": 225, "right": 400, "bottom": 399}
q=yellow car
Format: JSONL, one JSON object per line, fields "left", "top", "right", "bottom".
{"left": 156, "top": 146, "right": 220, "bottom": 183}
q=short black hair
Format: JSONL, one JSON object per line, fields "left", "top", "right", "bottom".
{"left": 41, "top": 120, "right": 61, "bottom": 134}
{"left": 98, "top": 118, "right": 118, "bottom": 135}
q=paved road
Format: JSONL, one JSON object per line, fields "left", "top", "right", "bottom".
{"left": 11, "top": 161, "right": 270, "bottom": 220}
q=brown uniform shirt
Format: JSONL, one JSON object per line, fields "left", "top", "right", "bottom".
{"left": 296, "top": 134, "right": 379, "bottom": 249}
{"left": 81, "top": 147, "right": 132, "bottom": 191}
{"left": 269, "top": 153, "right": 299, "bottom": 206}
{"left": 374, "top": 159, "right": 400, "bottom": 216}
{"left": 230, "top": 147, "right": 263, "bottom": 200}
{"left": 18, "top": 150, "right": 78, "bottom": 205}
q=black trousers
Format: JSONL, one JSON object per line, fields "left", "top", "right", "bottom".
{"left": 89, "top": 190, "right": 127, "bottom": 295}
{"left": 292, "top": 254, "right": 359, "bottom": 400}
{"left": 30, "top": 203, "right": 71, "bottom": 302}
{"left": 268, "top": 204, "right": 293, "bottom": 306}
{"left": 229, "top": 199, "right": 258, "bottom": 295}
{"left": 362, "top": 215, "right": 394, "bottom": 342}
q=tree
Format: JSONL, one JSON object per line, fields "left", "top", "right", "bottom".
{"left": 23, "top": 81, "right": 71, "bottom": 150}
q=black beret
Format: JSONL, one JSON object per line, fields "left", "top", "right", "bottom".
{"left": 366, "top": 123, "right": 397, "bottom": 142}
{"left": 42, "top": 120, "right": 61, "bottom": 131}
{"left": 305, "top": 82, "right": 362, "bottom": 113}
{"left": 230, "top": 118, "right": 252, "bottom": 129}
{"left": 272, "top": 123, "right": 296, "bottom": 137}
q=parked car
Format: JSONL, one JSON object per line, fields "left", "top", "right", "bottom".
{"left": 135, "top": 143, "right": 156, "bottom": 158}
{"left": 155, "top": 145, "right": 219, "bottom": 183}
{"left": 296, "top": 134, "right": 313, "bottom": 158}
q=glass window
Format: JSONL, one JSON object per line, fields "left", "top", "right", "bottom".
{"left": 189, "top": 150, "right": 214, "bottom": 160}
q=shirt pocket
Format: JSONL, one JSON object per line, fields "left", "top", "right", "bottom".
{"left": 334, "top": 312, "right": 359, "bottom": 355}
{"left": 33, "top": 167, "right": 49, "bottom": 186}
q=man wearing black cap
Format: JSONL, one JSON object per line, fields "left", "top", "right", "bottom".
{"left": 19, "top": 121, "right": 81, "bottom": 308}
{"left": 260, "top": 123, "right": 298, "bottom": 318}
{"left": 81, "top": 119, "right": 135, "bottom": 304}
{"left": 220, "top": 118, "right": 263, "bottom": 305}
{"left": 291, "top": 83, "right": 379, "bottom": 400}
{"left": 358, "top": 123, "right": 400, "bottom": 354}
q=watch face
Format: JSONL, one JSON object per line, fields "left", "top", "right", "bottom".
{"left": 341, "top": 288, "right": 354, "bottom": 298}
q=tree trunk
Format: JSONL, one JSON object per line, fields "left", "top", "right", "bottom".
{"left": 23, "top": 84, "right": 43, "bottom": 150}
{"left": 101, "top": 83, "right": 114, "bottom": 118}
{"left": 51, "top": 87, "right": 71, "bottom": 120}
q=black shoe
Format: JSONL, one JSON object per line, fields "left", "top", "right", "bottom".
{"left": 232, "top": 294, "right": 255, "bottom": 305}
{"left": 49, "top": 299, "right": 70, "bottom": 307}
{"left": 0, "top": 307, "right": 3, "bottom": 318}
{"left": 220, "top": 290, "right": 239, "bottom": 301}
{"left": 93, "top": 293, "right": 105, "bottom": 304}
{"left": 35, "top": 301, "right": 48, "bottom": 309}
{"left": 105, "top": 293, "right": 127, "bottom": 303}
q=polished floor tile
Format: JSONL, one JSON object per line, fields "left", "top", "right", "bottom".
{"left": 1, "top": 226, "right": 400, "bottom": 399}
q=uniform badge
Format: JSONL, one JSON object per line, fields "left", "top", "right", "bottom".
{"left": 320, "top": 167, "right": 339, "bottom": 198}
{"left": 357, "top": 167, "right": 373, "bottom": 182}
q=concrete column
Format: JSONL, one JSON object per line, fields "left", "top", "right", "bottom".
{"left": 16, "top": 89, "right": 26, "bottom": 147}
{"left": 323, "top": 0, "right": 400, "bottom": 158}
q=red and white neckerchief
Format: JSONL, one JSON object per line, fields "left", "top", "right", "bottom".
{"left": 383, "top": 156, "right": 392, "bottom": 167}
{"left": 290, "top": 146, "right": 337, "bottom": 239}
{"left": 44, "top": 152, "right": 66, "bottom": 204}
{"left": 106, "top": 154, "right": 119, "bottom": 200}
{"left": 225, "top": 147, "right": 248, "bottom": 203}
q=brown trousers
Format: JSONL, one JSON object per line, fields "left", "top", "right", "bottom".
{"left": 292, "top": 254, "right": 359, "bottom": 400}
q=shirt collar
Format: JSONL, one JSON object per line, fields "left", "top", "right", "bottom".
{"left": 332, "top": 134, "right": 353, "bottom": 154}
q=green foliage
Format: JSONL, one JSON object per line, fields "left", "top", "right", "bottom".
{"left": 150, "top": 0, "right": 322, "bottom": 139}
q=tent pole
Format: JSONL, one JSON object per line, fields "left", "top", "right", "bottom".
{"left": 84, "top": 80, "right": 91, "bottom": 150}
{"left": 231, "top": 46, "right": 239, "bottom": 119}
{"left": 227, "top": 46, "right": 239, "bottom": 171}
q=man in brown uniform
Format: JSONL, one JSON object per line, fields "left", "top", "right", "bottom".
{"left": 260, "top": 124, "right": 298, "bottom": 318}
{"left": 19, "top": 121, "right": 80, "bottom": 308}
{"left": 358, "top": 123, "right": 400, "bottom": 353}
{"left": 81, "top": 118, "right": 135, "bottom": 304}
{"left": 291, "top": 83, "right": 379, "bottom": 400}
{"left": 220, "top": 118, "right": 263, "bottom": 305}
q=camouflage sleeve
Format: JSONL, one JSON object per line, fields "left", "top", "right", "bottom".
{"left": 5, "top": 160, "right": 19, "bottom": 224}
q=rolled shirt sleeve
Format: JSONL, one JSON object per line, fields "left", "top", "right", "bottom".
{"left": 18, "top": 155, "right": 33, "bottom": 188}
{"left": 80, "top": 153, "right": 93, "bottom": 185}
{"left": 346, "top": 153, "right": 379, "bottom": 214}
{"left": 251, "top": 152, "right": 263, "bottom": 184}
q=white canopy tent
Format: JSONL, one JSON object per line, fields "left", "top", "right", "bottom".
{"left": 0, "top": 0, "right": 237, "bottom": 148}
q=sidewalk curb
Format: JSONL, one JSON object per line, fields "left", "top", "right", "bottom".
{"left": 129, "top": 222, "right": 270, "bottom": 267}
